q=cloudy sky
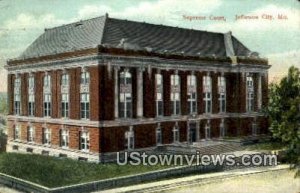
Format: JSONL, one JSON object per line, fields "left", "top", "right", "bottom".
{"left": 0, "top": 0, "right": 299, "bottom": 92}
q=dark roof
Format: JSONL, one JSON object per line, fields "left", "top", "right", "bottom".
{"left": 19, "top": 15, "right": 254, "bottom": 59}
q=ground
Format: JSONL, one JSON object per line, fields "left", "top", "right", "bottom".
{"left": 167, "top": 169, "right": 299, "bottom": 193}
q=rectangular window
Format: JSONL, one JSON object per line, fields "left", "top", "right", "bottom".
{"left": 27, "top": 126, "right": 34, "bottom": 142}
{"left": 187, "top": 75, "right": 197, "bottom": 114}
{"left": 170, "top": 74, "right": 180, "bottom": 115}
{"left": 61, "top": 93, "right": 69, "bottom": 118}
{"left": 203, "top": 75, "right": 212, "bottom": 113}
{"left": 28, "top": 76, "right": 35, "bottom": 116}
{"left": 119, "top": 71, "right": 132, "bottom": 118}
{"left": 14, "top": 125, "right": 20, "bottom": 140}
{"left": 173, "top": 125, "right": 180, "bottom": 143}
{"left": 124, "top": 128, "right": 134, "bottom": 150}
{"left": 43, "top": 128, "right": 51, "bottom": 145}
{"left": 43, "top": 74, "right": 51, "bottom": 117}
{"left": 218, "top": 76, "right": 226, "bottom": 113}
{"left": 246, "top": 76, "right": 254, "bottom": 112}
{"left": 156, "top": 126, "right": 162, "bottom": 145}
{"left": 44, "top": 94, "right": 51, "bottom": 117}
{"left": 81, "top": 72, "right": 90, "bottom": 84}
{"left": 14, "top": 77, "right": 21, "bottom": 115}
{"left": 80, "top": 131, "right": 90, "bottom": 151}
{"left": 61, "top": 129, "right": 69, "bottom": 148}
{"left": 155, "top": 74, "right": 163, "bottom": 116}
{"left": 80, "top": 93, "right": 90, "bottom": 119}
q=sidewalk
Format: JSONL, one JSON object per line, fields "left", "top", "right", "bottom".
{"left": 97, "top": 165, "right": 292, "bottom": 193}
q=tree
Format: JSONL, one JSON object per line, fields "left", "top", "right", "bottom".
{"left": 0, "top": 93, "right": 7, "bottom": 115}
{"left": 268, "top": 66, "right": 300, "bottom": 177}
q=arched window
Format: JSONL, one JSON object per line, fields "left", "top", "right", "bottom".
{"left": 43, "top": 128, "right": 51, "bottom": 145}
{"left": 119, "top": 70, "right": 132, "bottom": 118}
{"left": 60, "top": 129, "right": 69, "bottom": 148}
{"left": 80, "top": 131, "right": 90, "bottom": 151}
{"left": 14, "top": 125, "right": 20, "bottom": 140}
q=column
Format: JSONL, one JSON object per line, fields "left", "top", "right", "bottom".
{"left": 114, "top": 67, "right": 119, "bottom": 119}
{"left": 258, "top": 73, "right": 262, "bottom": 110}
{"left": 137, "top": 67, "right": 144, "bottom": 118}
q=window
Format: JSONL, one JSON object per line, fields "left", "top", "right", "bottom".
{"left": 219, "top": 120, "right": 225, "bottom": 138}
{"left": 218, "top": 76, "right": 226, "bottom": 113}
{"left": 43, "top": 74, "right": 51, "bottom": 117}
{"left": 252, "top": 122, "right": 257, "bottom": 136}
{"left": 170, "top": 74, "right": 180, "bottom": 115}
{"left": 80, "top": 72, "right": 89, "bottom": 119}
{"left": 43, "top": 128, "right": 51, "bottom": 145}
{"left": 156, "top": 125, "right": 162, "bottom": 145}
{"left": 28, "top": 76, "right": 35, "bottom": 116}
{"left": 60, "top": 129, "right": 69, "bottom": 148}
{"left": 205, "top": 121, "right": 211, "bottom": 139}
{"left": 173, "top": 124, "right": 180, "bottom": 143}
{"left": 27, "top": 126, "right": 34, "bottom": 142}
{"left": 61, "top": 73, "right": 69, "bottom": 86}
{"left": 14, "top": 125, "right": 20, "bottom": 140}
{"left": 246, "top": 76, "right": 254, "bottom": 112}
{"left": 188, "top": 122, "right": 197, "bottom": 143}
{"left": 155, "top": 74, "right": 164, "bottom": 116}
{"left": 61, "top": 74, "right": 69, "bottom": 118}
{"left": 14, "top": 77, "right": 21, "bottom": 115}
{"left": 203, "top": 75, "right": 212, "bottom": 113}
{"left": 80, "top": 131, "right": 90, "bottom": 151}
{"left": 81, "top": 71, "right": 90, "bottom": 84}
{"left": 44, "top": 94, "right": 51, "bottom": 117}
{"left": 187, "top": 75, "right": 197, "bottom": 114}
{"left": 80, "top": 93, "right": 90, "bottom": 119}
{"left": 119, "top": 71, "right": 132, "bottom": 118}
{"left": 125, "top": 127, "right": 134, "bottom": 149}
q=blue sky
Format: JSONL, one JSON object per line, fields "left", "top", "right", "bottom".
{"left": 0, "top": 0, "right": 299, "bottom": 91}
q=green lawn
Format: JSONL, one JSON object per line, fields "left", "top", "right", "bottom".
{"left": 0, "top": 153, "right": 169, "bottom": 188}
{"left": 244, "top": 141, "right": 287, "bottom": 151}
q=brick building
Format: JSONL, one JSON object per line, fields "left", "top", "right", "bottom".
{"left": 5, "top": 14, "right": 270, "bottom": 162}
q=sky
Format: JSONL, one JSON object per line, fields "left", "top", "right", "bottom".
{"left": 0, "top": 0, "right": 299, "bottom": 92}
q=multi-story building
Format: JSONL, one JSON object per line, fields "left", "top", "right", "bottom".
{"left": 5, "top": 14, "right": 270, "bottom": 162}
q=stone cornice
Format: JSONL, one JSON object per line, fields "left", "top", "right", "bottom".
{"left": 5, "top": 53, "right": 270, "bottom": 75}
{"left": 7, "top": 112, "right": 266, "bottom": 127}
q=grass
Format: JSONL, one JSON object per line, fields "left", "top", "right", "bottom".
{"left": 244, "top": 141, "right": 287, "bottom": 151}
{"left": 0, "top": 153, "right": 170, "bottom": 188}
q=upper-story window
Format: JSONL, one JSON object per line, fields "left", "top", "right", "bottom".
{"left": 203, "top": 75, "right": 212, "bottom": 113}
{"left": 246, "top": 76, "right": 254, "bottom": 112}
{"left": 43, "top": 128, "right": 51, "bottom": 145}
{"left": 155, "top": 74, "right": 163, "bottom": 116}
{"left": 61, "top": 73, "right": 69, "bottom": 118}
{"left": 43, "top": 74, "right": 51, "bottom": 117}
{"left": 80, "top": 71, "right": 90, "bottom": 84}
{"left": 187, "top": 75, "right": 197, "bottom": 114}
{"left": 28, "top": 75, "right": 35, "bottom": 116}
{"left": 218, "top": 76, "right": 226, "bottom": 113}
{"left": 119, "top": 70, "right": 132, "bottom": 118}
{"left": 80, "top": 130, "right": 90, "bottom": 152}
{"left": 80, "top": 71, "right": 90, "bottom": 119}
{"left": 27, "top": 126, "right": 34, "bottom": 142}
{"left": 60, "top": 129, "right": 69, "bottom": 148}
{"left": 14, "top": 77, "right": 21, "bottom": 115}
{"left": 170, "top": 74, "right": 180, "bottom": 115}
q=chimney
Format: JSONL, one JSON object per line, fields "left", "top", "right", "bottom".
{"left": 224, "top": 31, "right": 235, "bottom": 57}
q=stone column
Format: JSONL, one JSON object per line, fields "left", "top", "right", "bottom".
{"left": 258, "top": 73, "right": 262, "bottom": 110}
{"left": 137, "top": 67, "right": 144, "bottom": 118}
{"left": 114, "top": 67, "right": 119, "bottom": 119}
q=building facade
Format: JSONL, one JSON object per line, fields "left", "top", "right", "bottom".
{"left": 5, "top": 14, "right": 270, "bottom": 162}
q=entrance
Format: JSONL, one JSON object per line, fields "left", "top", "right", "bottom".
{"left": 189, "top": 122, "right": 197, "bottom": 143}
